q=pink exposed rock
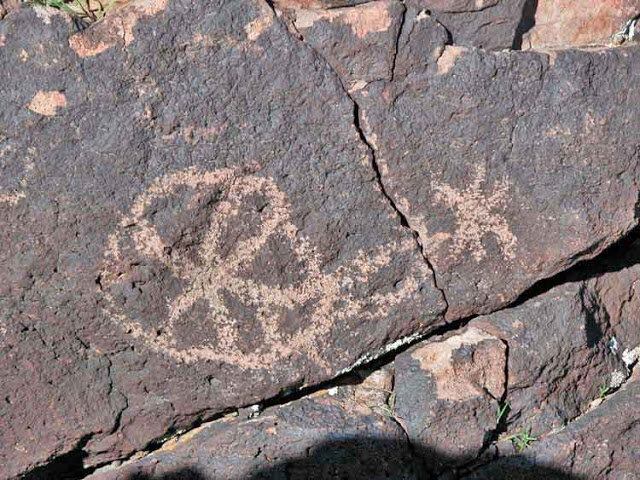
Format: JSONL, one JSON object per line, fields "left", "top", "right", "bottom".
{"left": 523, "top": 0, "right": 640, "bottom": 48}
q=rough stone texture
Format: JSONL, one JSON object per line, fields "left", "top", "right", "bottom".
{"left": 471, "top": 280, "right": 625, "bottom": 441}
{"left": 523, "top": 0, "right": 640, "bottom": 49}
{"left": 0, "top": 0, "right": 19, "bottom": 19}
{"left": 289, "top": 0, "right": 405, "bottom": 92}
{"left": 83, "top": 242, "right": 640, "bottom": 479}
{"left": 408, "top": 0, "right": 529, "bottom": 50}
{"left": 294, "top": 2, "right": 640, "bottom": 321}
{"left": 463, "top": 372, "right": 640, "bottom": 479}
{"left": 394, "top": 326, "right": 506, "bottom": 473}
{"left": 86, "top": 384, "right": 420, "bottom": 480}
{"left": 3, "top": 0, "right": 640, "bottom": 478}
{"left": 357, "top": 36, "right": 640, "bottom": 320}
{"left": 274, "top": 0, "right": 371, "bottom": 10}
{"left": 421, "top": 0, "right": 500, "bottom": 13}
{"left": 586, "top": 239, "right": 640, "bottom": 354}
{"left": 0, "top": 1, "right": 446, "bottom": 476}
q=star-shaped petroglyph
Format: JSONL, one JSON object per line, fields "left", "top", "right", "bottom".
{"left": 431, "top": 164, "right": 517, "bottom": 262}
{"left": 102, "top": 167, "right": 429, "bottom": 369}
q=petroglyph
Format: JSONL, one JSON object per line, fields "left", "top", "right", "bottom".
{"left": 102, "top": 167, "right": 429, "bottom": 369}
{"left": 430, "top": 164, "right": 517, "bottom": 262}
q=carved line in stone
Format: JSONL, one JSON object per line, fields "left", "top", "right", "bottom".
{"left": 430, "top": 163, "right": 517, "bottom": 262}
{"left": 102, "top": 166, "right": 426, "bottom": 369}
{"left": 393, "top": 163, "right": 517, "bottom": 263}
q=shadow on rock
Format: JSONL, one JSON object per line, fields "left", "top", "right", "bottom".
{"left": 127, "top": 469, "right": 205, "bottom": 480}
{"left": 123, "top": 438, "right": 582, "bottom": 480}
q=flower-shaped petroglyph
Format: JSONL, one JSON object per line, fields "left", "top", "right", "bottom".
{"left": 431, "top": 164, "right": 517, "bottom": 262}
{"left": 102, "top": 167, "right": 428, "bottom": 369}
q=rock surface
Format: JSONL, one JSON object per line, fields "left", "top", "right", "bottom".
{"left": 85, "top": 239, "right": 640, "bottom": 479}
{"left": 86, "top": 383, "right": 420, "bottom": 480}
{"left": 358, "top": 42, "right": 640, "bottom": 320}
{"left": 410, "top": 0, "right": 530, "bottom": 50}
{"left": 293, "top": 0, "right": 640, "bottom": 320}
{"left": 471, "top": 278, "right": 625, "bottom": 444}
{"left": 288, "top": 0, "right": 405, "bottom": 91}
{"left": 274, "top": 0, "right": 372, "bottom": 9}
{"left": 2, "top": 0, "right": 640, "bottom": 478}
{"left": 0, "top": 0, "right": 445, "bottom": 476}
{"left": 586, "top": 239, "right": 640, "bottom": 353}
{"left": 463, "top": 372, "right": 640, "bottom": 479}
{"left": 523, "top": 0, "right": 640, "bottom": 49}
{"left": 394, "top": 327, "right": 506, "bottom": 473}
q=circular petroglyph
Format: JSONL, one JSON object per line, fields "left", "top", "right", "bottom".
{"left": 102, "top": 166, "right": 425, "bottom": 369}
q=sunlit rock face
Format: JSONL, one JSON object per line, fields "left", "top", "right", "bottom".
{"left": 522, "top": 0, "right": 640, "bottom": 49}
{"left": 2, "top": 0, "right": 640, "bottom": 478}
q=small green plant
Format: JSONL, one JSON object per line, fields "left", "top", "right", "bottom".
{"left": 387, "top": 390, "right": 396, "bottom": 410}
{"left": 496, "top": 402, "right": 510, "bottom": 425}
{"left": 599, "top": 384, "right": 611, "bottom": 400}
{"left": 598, "top": 370, "right": 627, "bottom": 402}
{"left": 361, "top": 388, "right": 397, "bottom": 419}
{"left": 376, "top": 389, "right": 396, "bottom": 418}
{"left": 503, "top": 427, "right": 537, "bottom": 453}
{"left": 30, "top": 0, "right": 115, "bottom": 24}
{"left": 376, "top": 403, "right": 394, "bottom": 418}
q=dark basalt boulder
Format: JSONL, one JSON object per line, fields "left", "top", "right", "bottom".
{"left": 0, "top": 1, "right": 444, "bottom": 476}
{"left": 2, "top": 0, "right": 640, "bottom": 478}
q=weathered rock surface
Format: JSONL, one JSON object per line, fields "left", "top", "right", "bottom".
{"left": 358, "top": 40, "right": 640, "bottom": 320}
{"left": 394, "top": 327, "right": 506, "bottom": 473}
{"left": 86, "top": 382, "right": 420, "bottom": 480}
{"left": 0, "top": 0, "right": 445, "bottom": 476}
{"left": 463, "top": 371, "right": 640, "bottom": 479}
{"left": 84, "top": 239, "right": 640, "bottom": 479}
{"left": 288, "top": 0, "right": 405, "bottom": 91}
{"left": 410, "top": 0, "right": 530, "bottom": 50}
{"left": 3, "top": 0, "right": 640, "bottom": 478}
{"left": 523, "top": 0, "right": 640, "bottom": 49}
{"left": 472, "top": 279, "right": 625, "bottom": 442}
{"left": 586, "top": 239, "right": 640, "bottom": 353}
{"left": 273, "top": 0, "right": 372, "bottom": 10}
{"left": 292, "top": 0, "right": 640, "bottom": 321}
{"left": 390, "top": 241, "right": 639, "bottom": 474}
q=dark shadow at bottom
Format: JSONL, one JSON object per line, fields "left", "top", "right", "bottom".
{"left": 124, "top": 438, "right": 583, "bottom": 480}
